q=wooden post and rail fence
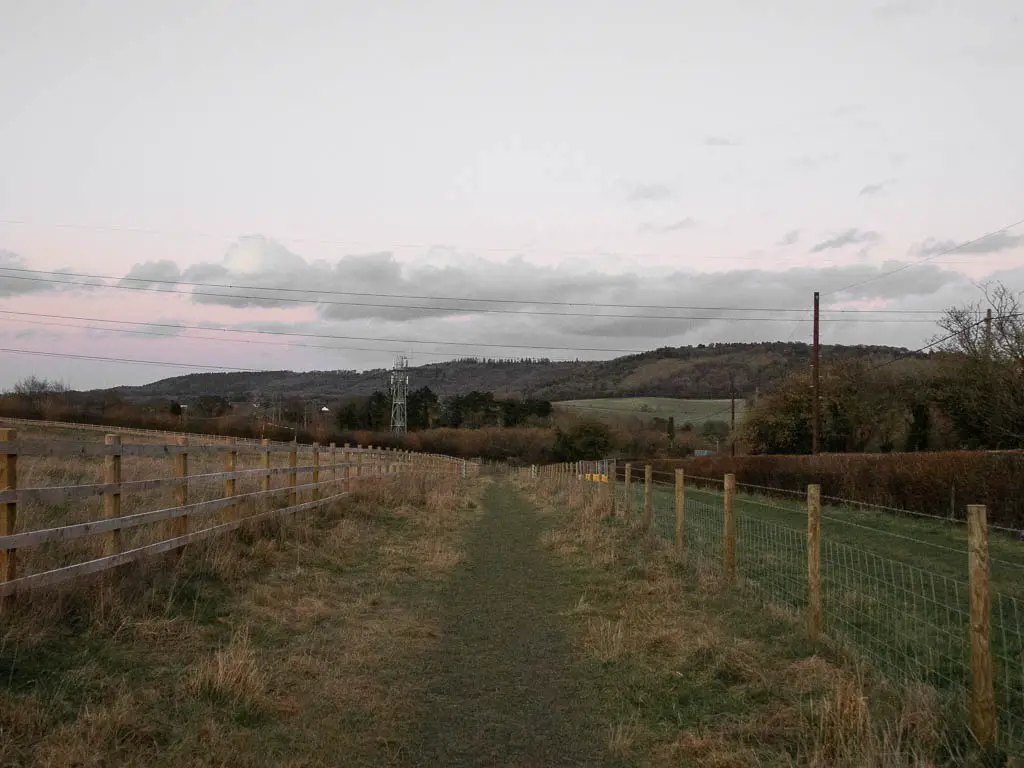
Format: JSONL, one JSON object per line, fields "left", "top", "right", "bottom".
{"left": 0, "top": 425, "right": 472, "bottom": 609}
{"left": 535, "top": 460, "right": 1001, "bottom": 753}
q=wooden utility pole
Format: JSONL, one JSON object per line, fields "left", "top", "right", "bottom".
{"left": 985, "top": 307, "right": 993, "bottom": 356}
{"left": 730, "top": 388, "right": 737, "bottom": 457}
{"left": 812, "top": 291, "right": 821, "bottom": 455}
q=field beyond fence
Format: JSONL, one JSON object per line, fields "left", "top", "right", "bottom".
{"left": 0, "top": 420, "right": 470, "bottom": 604}
{"left": 650, "top": 451, "right": 1024, "bottom": 529}
{"left": 529, "top": 460, "right": 1024, "bottom": 759}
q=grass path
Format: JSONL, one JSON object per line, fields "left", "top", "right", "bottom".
{"left": 404, "top": 480, "right": 615, "bottom": 766}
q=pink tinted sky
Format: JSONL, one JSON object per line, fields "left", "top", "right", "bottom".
{"left": 2, "top": 2, "right": 1023, "bottom": 389}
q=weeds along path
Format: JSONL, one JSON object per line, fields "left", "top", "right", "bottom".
{"left": 404, "top": 480, "right": 615, "bottom": 767}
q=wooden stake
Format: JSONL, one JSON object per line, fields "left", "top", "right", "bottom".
{"left": 0, "top": 429, "right": 17, "bottom": 610}
{"left": 624, "top": 463, "right": 632, "bottom": 518}
{"left": 675, "top": 469, "right": 685, "bottom": 555}
{"left": 224, "top": 437, "right": 237, "bottom": 525}
{"left": 312, "top": 442, "right": 320, "bottom": 501}
{"left": 330, "top": 442, "right": 337, "bottom": 491}
{"left": 643, "top": 464, "right": 653, "bottom": 530}
{"left": 288, "top": 442, "right": 298, "bottom": 506}
{"left": 173, "top": 437, "right": 189, "bottom": 549}
{"left": 260, "top": 439, "right": 271, "bottom": 495}
{"left": 968, "top": 504, "right": 996, "bottom": 752}
{"left": 723, "top": 473, "right": 736, "bottom": 583}
{"left": 807, "top": 484, "right": 821, "bottom": 639}
{"left": 103, "top": 435, "right": 122, "bottom": 555}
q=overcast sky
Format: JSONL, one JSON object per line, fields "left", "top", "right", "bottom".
{"left": 1, "top": 1, "right": 1022, "bottom": 390}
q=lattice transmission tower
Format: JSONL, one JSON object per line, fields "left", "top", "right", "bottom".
{"left": 390, "top": 355, "right": 409, "bottom": 433}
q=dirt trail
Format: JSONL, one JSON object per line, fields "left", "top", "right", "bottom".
{"left": 404, "top": 480, "right": 612, "bottom": 767}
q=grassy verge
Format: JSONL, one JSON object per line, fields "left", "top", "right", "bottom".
{"left": 0, "top": 472, "right": 479, "bottom": 767}
{"left": 521, "top": 475, "right": 999, "bottom": 767}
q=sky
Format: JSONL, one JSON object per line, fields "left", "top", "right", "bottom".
{"left": 1, "top": 0, "right": 1022, "bottom": 390}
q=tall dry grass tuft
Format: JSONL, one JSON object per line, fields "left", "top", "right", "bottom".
{"left": 186, "top": 626, "right": 266, "bottom": 708}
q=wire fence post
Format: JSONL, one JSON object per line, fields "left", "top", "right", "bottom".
{"left": 675, "top": 469, "right": 685, "bottom": 555}
{"left": 624, "top": 463, "right": 632, "bottom": 518}
{"left": 0, "top": 429, "right": 17, "bottom": 611}
{"left": 223, "top": 436, "right": 237, "bottom": 520}
{"left": 968, "top": 503, "right": 996, "bottom": 752}
{"left": 288, "top": 442, "right": 298, "bottom": 506}
{"left": 343, "top": 443, "right": 351, "bottom": 491}
{"left": 173, "top": 437, "right": 189, "bottom": 554}
{"left": 260, "top": 439, "right": 271, "bottom": 495}
{"left": 103, "top": 435, "right": 122, "bottom": 556}
{"left": 312, "top": 442, "right": 320, "bottom": 501}
{"left": 807, "top": 483, "right": 822, "bottom": 640}
{"left": 643, "top": 464, "right": 653, "bottom": 530}
{"left": 723, "top": 473, "right": 736, "bottom": 584}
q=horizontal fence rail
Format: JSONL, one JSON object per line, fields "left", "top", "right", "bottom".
{"left": 0, "top": 422, "right": 474, "bottom": 604}
{"left": 523, "top": 459, "right": 1024, "bottom": 759}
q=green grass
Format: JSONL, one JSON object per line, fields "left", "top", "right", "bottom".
{"left": 613, "top": 477, "right": 1024, "bottom": 755}
{"left": 554, "top": 397, "right": 745, "bottom": 427}
{"left": 531, "top": 477, "right": 981, "bottom": 766}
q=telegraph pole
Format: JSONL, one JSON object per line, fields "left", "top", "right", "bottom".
{"left": 730, "top": 389, "right": 736, "bottom": 457}
{"left": 728, "top": 372, "right": 736, "bottom": 457}
{"left": 812, "top": 291, "right": 821, "bottom": 455}
{"left": 985, "top": 307, "right": 993, "bottom": 356}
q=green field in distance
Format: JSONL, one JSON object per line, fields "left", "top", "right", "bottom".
{"left": 554, "top": 397, "right": 744, "bottom": 426}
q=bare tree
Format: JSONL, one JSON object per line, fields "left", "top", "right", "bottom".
{"left": 935, "top": 282, "right": 1024, "bottom": 448}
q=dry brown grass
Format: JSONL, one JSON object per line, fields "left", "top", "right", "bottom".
{"left": 517, "top": 474, "right": 976, "bottom": 767}
{"left": 186, "top": 626, "right": 267, "bottom": 707}
{"left": 0, "top": 466, "right": 477, "bottom": 767}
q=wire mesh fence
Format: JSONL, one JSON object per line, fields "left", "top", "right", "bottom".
{"left": 559, "top": 460, "right": 1024, "bottom": 756}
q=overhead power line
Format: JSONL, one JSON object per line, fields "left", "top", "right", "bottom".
{"left": 865, "top": 311, "right": 1024, "bottom": 373}
{"left": 0, "top": 347, "right": 256, "bottom": 372}
{"left": 0, "top": 309, "right": 653, "bottom": 356}
{"left": 0, "top": 272, "right": 940, "bottom": 322}
{"left": 0, "top": 266, "right": 947, "bottom": 314}
{"left": 825, "top": 216, "right": 1024, "bottom": 297}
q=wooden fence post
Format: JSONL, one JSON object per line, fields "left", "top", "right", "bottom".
{"left": 356, "top": 445, "right": 363, "bottom": 488}
{"left": 312, "top": 442, "right": 320, "bottom": 501}
{"left": 174, "top": 437, "right": 189, "bottom": 548}
{"left": 103, "top": 435, "right": 122, "bottom": 555}
{"left": 624, "top": 463, "right": 632, "bottom": 518}
{"left": 330, "top": 442, "right": 337, "bottom": 492}
{"left": 343, "top": 443, "right": 351, "bottom": 491}
{"left": 723, "top": 473, "right": 736, "bottom": 584}
{"left": 643, "top": 464, "right": 653, "bottom": 530}
{"left": 1, "top": 429, "right": 17, "bottom": 610}
{"left": 807, "top": 484, "right": 822, "bottom": 639}
{"left": 260, "top": 439, "right": 271, "bottom": 495}
{"left": 224, "top": 437, "right": 237, "bottom": 527}
{"left": 675, "top": 469, "right": 685, "bottom": 555}
{"left": 288, "top": 441, "right": 298, "bottom": 507}
{"left": 968, "top": 504, "right": 996, "bottom": 752}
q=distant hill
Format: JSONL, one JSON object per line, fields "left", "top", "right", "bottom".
{"left": 95, "top": 342, "right": 925, "bottom": 403}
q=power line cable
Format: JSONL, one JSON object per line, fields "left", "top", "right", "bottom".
{"left": 824, "top": 216, "right": 1024, "bottom": 298}
{"left": 0, "top": 266, "right": 948, "bottom": 314}
{"left": 0, "top": 272, "right": 941, "bottom": 322}
{"left": 0, "top": 309, "right": 653, "bottom": 354}
{"left": 0, "top": 347, "right": 256, "bottom": 372}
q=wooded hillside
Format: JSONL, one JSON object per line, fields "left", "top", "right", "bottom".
{"left": 95, "top": 342, "right": 921, "bottom": 403}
